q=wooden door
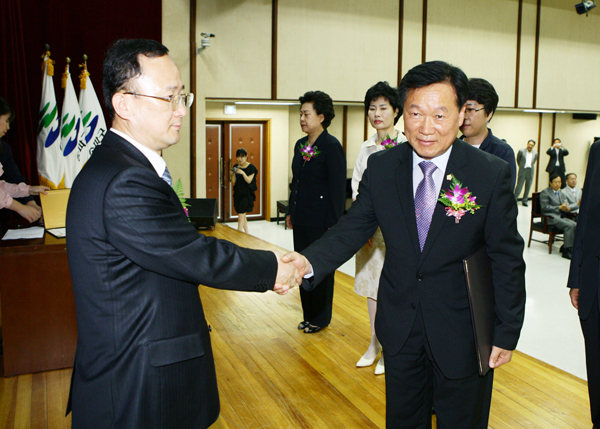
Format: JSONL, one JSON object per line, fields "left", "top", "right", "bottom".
{"left": 206, "top": 122, "right": 265, "bottom": 222}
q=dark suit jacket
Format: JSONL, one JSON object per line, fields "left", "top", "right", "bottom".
{"left": 545, "top": 147, "right": 569, "bottom": 173}
{"left": 288, "top": 129, "right": 346, "bottom": 228}
{"left": 66, "top": 131, "right": 277, "bottom": 429}
{"left": 302, "top": 139, "right": 525, "bottom": 379}
{"left": 568, "top": 140, "right": 600, "bottom": 320}
{"left": 478, "top": 129, "right": 517, "bottom": 190}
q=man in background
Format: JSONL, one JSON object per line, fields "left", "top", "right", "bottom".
{"left": 561, "top": 172, "right": 582, "bottom": 214}
{"left": 546, "top": 138, "right": 569, "bottom": 188}
{"left": 540, "top": 174, "right": 577, "bottom": 259}
{"left": 567, "top": 140, "right": 600, "bottom": 429}
{"left": 514, "top": 139, "right": 538, "bottom": 206}
{"left": 66, "top": 39, "right": 298, "bottom": 429}
{"left": 460, "top": 78, "right": 517, "bottom": 189}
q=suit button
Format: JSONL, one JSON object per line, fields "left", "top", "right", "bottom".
{"left": 417, "top": 273, "right": 423, "bottom": 281}
{"left": 411, "top": 303, "right": 417, "bottom": 309}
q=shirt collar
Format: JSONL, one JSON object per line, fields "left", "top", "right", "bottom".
{"left": 412, "top": 144, "right": 453, "bottom": 173}
{"left": 111, "top": 128, "right": 167, "bottom": 177}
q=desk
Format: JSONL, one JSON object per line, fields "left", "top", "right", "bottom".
{"left": 0, "top": 233, "right": 76, "bottom": 376}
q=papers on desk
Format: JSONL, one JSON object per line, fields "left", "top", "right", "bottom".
{"left": 2, "top": 226, "right": 45, "bottom": 240}
{"left": 47, "top": 228, "right": 66, "bottom": 238}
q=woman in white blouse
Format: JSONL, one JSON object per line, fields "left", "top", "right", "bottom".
{"left": 352, "top": 81, "right": 402, "bottom": 375}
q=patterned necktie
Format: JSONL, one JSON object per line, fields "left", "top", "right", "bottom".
{"left": 414, "top": 161, "right": 438, "bottom": 251}
{"left": 161, "top": 166, "right": 172, "bottom": 186}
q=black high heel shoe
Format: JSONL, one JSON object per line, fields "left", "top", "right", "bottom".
{"left": 303, "top": 324, "right": 322, "bottom": 334}
{"left": 298, "top": 321, "right": 310, "bottom": 330}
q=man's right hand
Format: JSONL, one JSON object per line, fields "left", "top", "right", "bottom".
{"left": 281, "top": 252, "right": 312, "bottom": 278}
{"left": 569, "top": 288, "right": 579, "bottom": 310}
{"left": 285, "top": 214, "right": 293, "bottom": 229}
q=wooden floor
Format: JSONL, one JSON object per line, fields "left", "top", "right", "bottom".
{"left": 0, "top": 224, "right": 592, "bottom": 428}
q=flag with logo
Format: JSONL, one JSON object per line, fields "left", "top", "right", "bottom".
{"left": 60, "top": 59, "right": 85, "bottom": 188}
{"left": 78, "top": 57, "right": 107, "bottom": 166}
{"left": 36, "top": 50, "right": 64, "bottom": 189}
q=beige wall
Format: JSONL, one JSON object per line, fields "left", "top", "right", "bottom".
{"left": 164, "top": 0, "right": 600, "bottom": 209}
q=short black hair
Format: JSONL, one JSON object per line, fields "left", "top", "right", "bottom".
{"left": 363, "top": 81, "right": 401, "bottom": 125}
{"left": 398, "top": 61, "right": 468, "bottom": 111}
{"left": 527, "top": 139, "right": 536, "bottom": 145}
{"left": 0, "top": 97, "right": 15, "bottom": 122}
{"left": 466, "top": 78, "right": 499, "bottom": 118}
{"left": 236, "top": 148, "right": 247, "bottom": 157}
{"left": 554, "top": 138, "right": 561, "bottom": 143}
{"left": 299, "top": 90, "right": 335, "bottom": 129}
{"left": 102, "top": 39, "right": 170, "bottom": 119}
{"left": 566, "top": 172, "right": 577, "bottom": 180}
{"left": 550, "top": 173, "right": 562, "bottom": 183}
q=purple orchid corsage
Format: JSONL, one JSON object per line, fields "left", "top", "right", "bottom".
{"left": 380, "top": 133, "right": 400, "bottom": 149}
{"left": 299, "top": 142, "right": 321, "bottom": 166}
{"left": 437, "top": 175, "right": 482, "bottom": 223}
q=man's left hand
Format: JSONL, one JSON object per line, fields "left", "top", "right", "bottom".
{"left": 489, "top": 346, "right": 513, "bottom": 369}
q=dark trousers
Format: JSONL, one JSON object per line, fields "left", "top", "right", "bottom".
{"left": 384, "top": 307, "right": 494, "bottom": 429}
{"left": 581, "top": 294, "right": 600, "bottom": 427}
{"left": 514, "top": 167, "right": 534, "bottom": 201}
{"left": 293, "top": 225, "right": 335, "bottom": 327}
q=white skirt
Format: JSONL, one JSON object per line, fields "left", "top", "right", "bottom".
{"left": 354, "top": 227, "right": 385, "bottom": 300}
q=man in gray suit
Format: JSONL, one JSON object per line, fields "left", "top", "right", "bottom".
{"left": 561, "top": 173, "right": 582, "bottom": 214}
{"left": 514, "top": 139, "right": 538, "bottom": 206}
{"left": 540, "top": 174, "right": 577, "bottom": 259}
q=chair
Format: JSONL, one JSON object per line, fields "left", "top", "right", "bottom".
{"left": 276, "top": 200, "right": 289, "bottom": 229}
{"left": 528, "top": 192, "right": 563, "bottom": 254}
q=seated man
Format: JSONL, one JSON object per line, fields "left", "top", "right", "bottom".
{"left": 540, "top": 174, "right": 577, "bottom": 259}
{"left": 560, "top": 172, "right": 582, "bottom": 214}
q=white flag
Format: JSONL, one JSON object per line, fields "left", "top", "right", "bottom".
{"left": 36, "top": 51, "right": 64, "bottom": 189}
{"left": 60, "top": 61, "right": 85, "bottom": 188}
{"left": 78, "top": 63, "right": 107, "bottom": 166}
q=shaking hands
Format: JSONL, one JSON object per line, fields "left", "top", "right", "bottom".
{"left": 271, "top": 251, "right": 313, "bottom": 295}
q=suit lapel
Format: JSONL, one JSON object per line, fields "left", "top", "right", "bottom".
{"left": 394, "top": 145, "right": 421, "bottom": 256}
{"left": 419, "top": 140, "right": 468, "bottom": 263}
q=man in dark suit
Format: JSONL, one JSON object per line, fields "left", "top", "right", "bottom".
{"left": 284, "top": 61, "right": 526, "bottom": 428}
{"left": 540, "top": 174, "right": 577, "bottom": 259}
{"left": 568, "top": 140, "right": 600, "bottom": 429}
{"left": 514, "top": 139, "right": 538, "bottom": 206}
{"left": 459, "top": 78, "right": 517, "bottom": 190}
{"left": 546, "top": 138, "right": 569, "bottom": 188}
{"left": 66, "top": 39, "right": 299, "bottom": 429}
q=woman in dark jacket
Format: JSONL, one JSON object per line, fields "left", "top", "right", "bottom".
{"left": 286, "top": 90, "right": 346, "bottom": 333}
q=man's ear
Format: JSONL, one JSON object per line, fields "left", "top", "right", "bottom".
{"left": 112, "top": 93, "right": 130, "bottom": 120}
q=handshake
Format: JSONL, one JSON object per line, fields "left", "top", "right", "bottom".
{"left": 272, "top": 251, "right": 312, "bottom": 295}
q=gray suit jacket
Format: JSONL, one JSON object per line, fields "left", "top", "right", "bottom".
{"left": 540, "top": 186, "right": 566, "bottom": 223}
{"left": 516, "top": 148, "right": 538, "bottom": 172}
{"left": 561, "top": 186, "right": 582, "bottom": 212}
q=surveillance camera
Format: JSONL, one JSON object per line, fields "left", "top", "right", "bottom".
{"left": 575, "top": 0, "right": 596, "bottom": 15}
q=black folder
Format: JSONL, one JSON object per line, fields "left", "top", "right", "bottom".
{"left": 463, "top": 246, "right": 495, "bottom": 376}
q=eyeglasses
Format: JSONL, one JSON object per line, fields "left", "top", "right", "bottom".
{"left": 124, "top": 92, "right": 194, "bottom": 111}
{"left": 465, "top": 107, "right": 485, "bottom": 115}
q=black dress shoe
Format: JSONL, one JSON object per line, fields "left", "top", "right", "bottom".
{"left": 522, "top": 202, "right": 528, "bottom": 207}
{"left": 298, "top": 321, "right": 310, "bottom": 330}
{"left": 562, "top": 249, "right": 572, "bottom": 260}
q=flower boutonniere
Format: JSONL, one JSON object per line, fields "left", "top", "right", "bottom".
{"left": 173, "top": 178, "right": 191, "bottom": 221}
{"left": 380, "top": 133, "right": 400, "bottom": 149}
{"left": 299, "top": 142, "right": 321, "bottom": 166}
{"left": 437, "top": 175, "right": 482, "bottom": 223}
